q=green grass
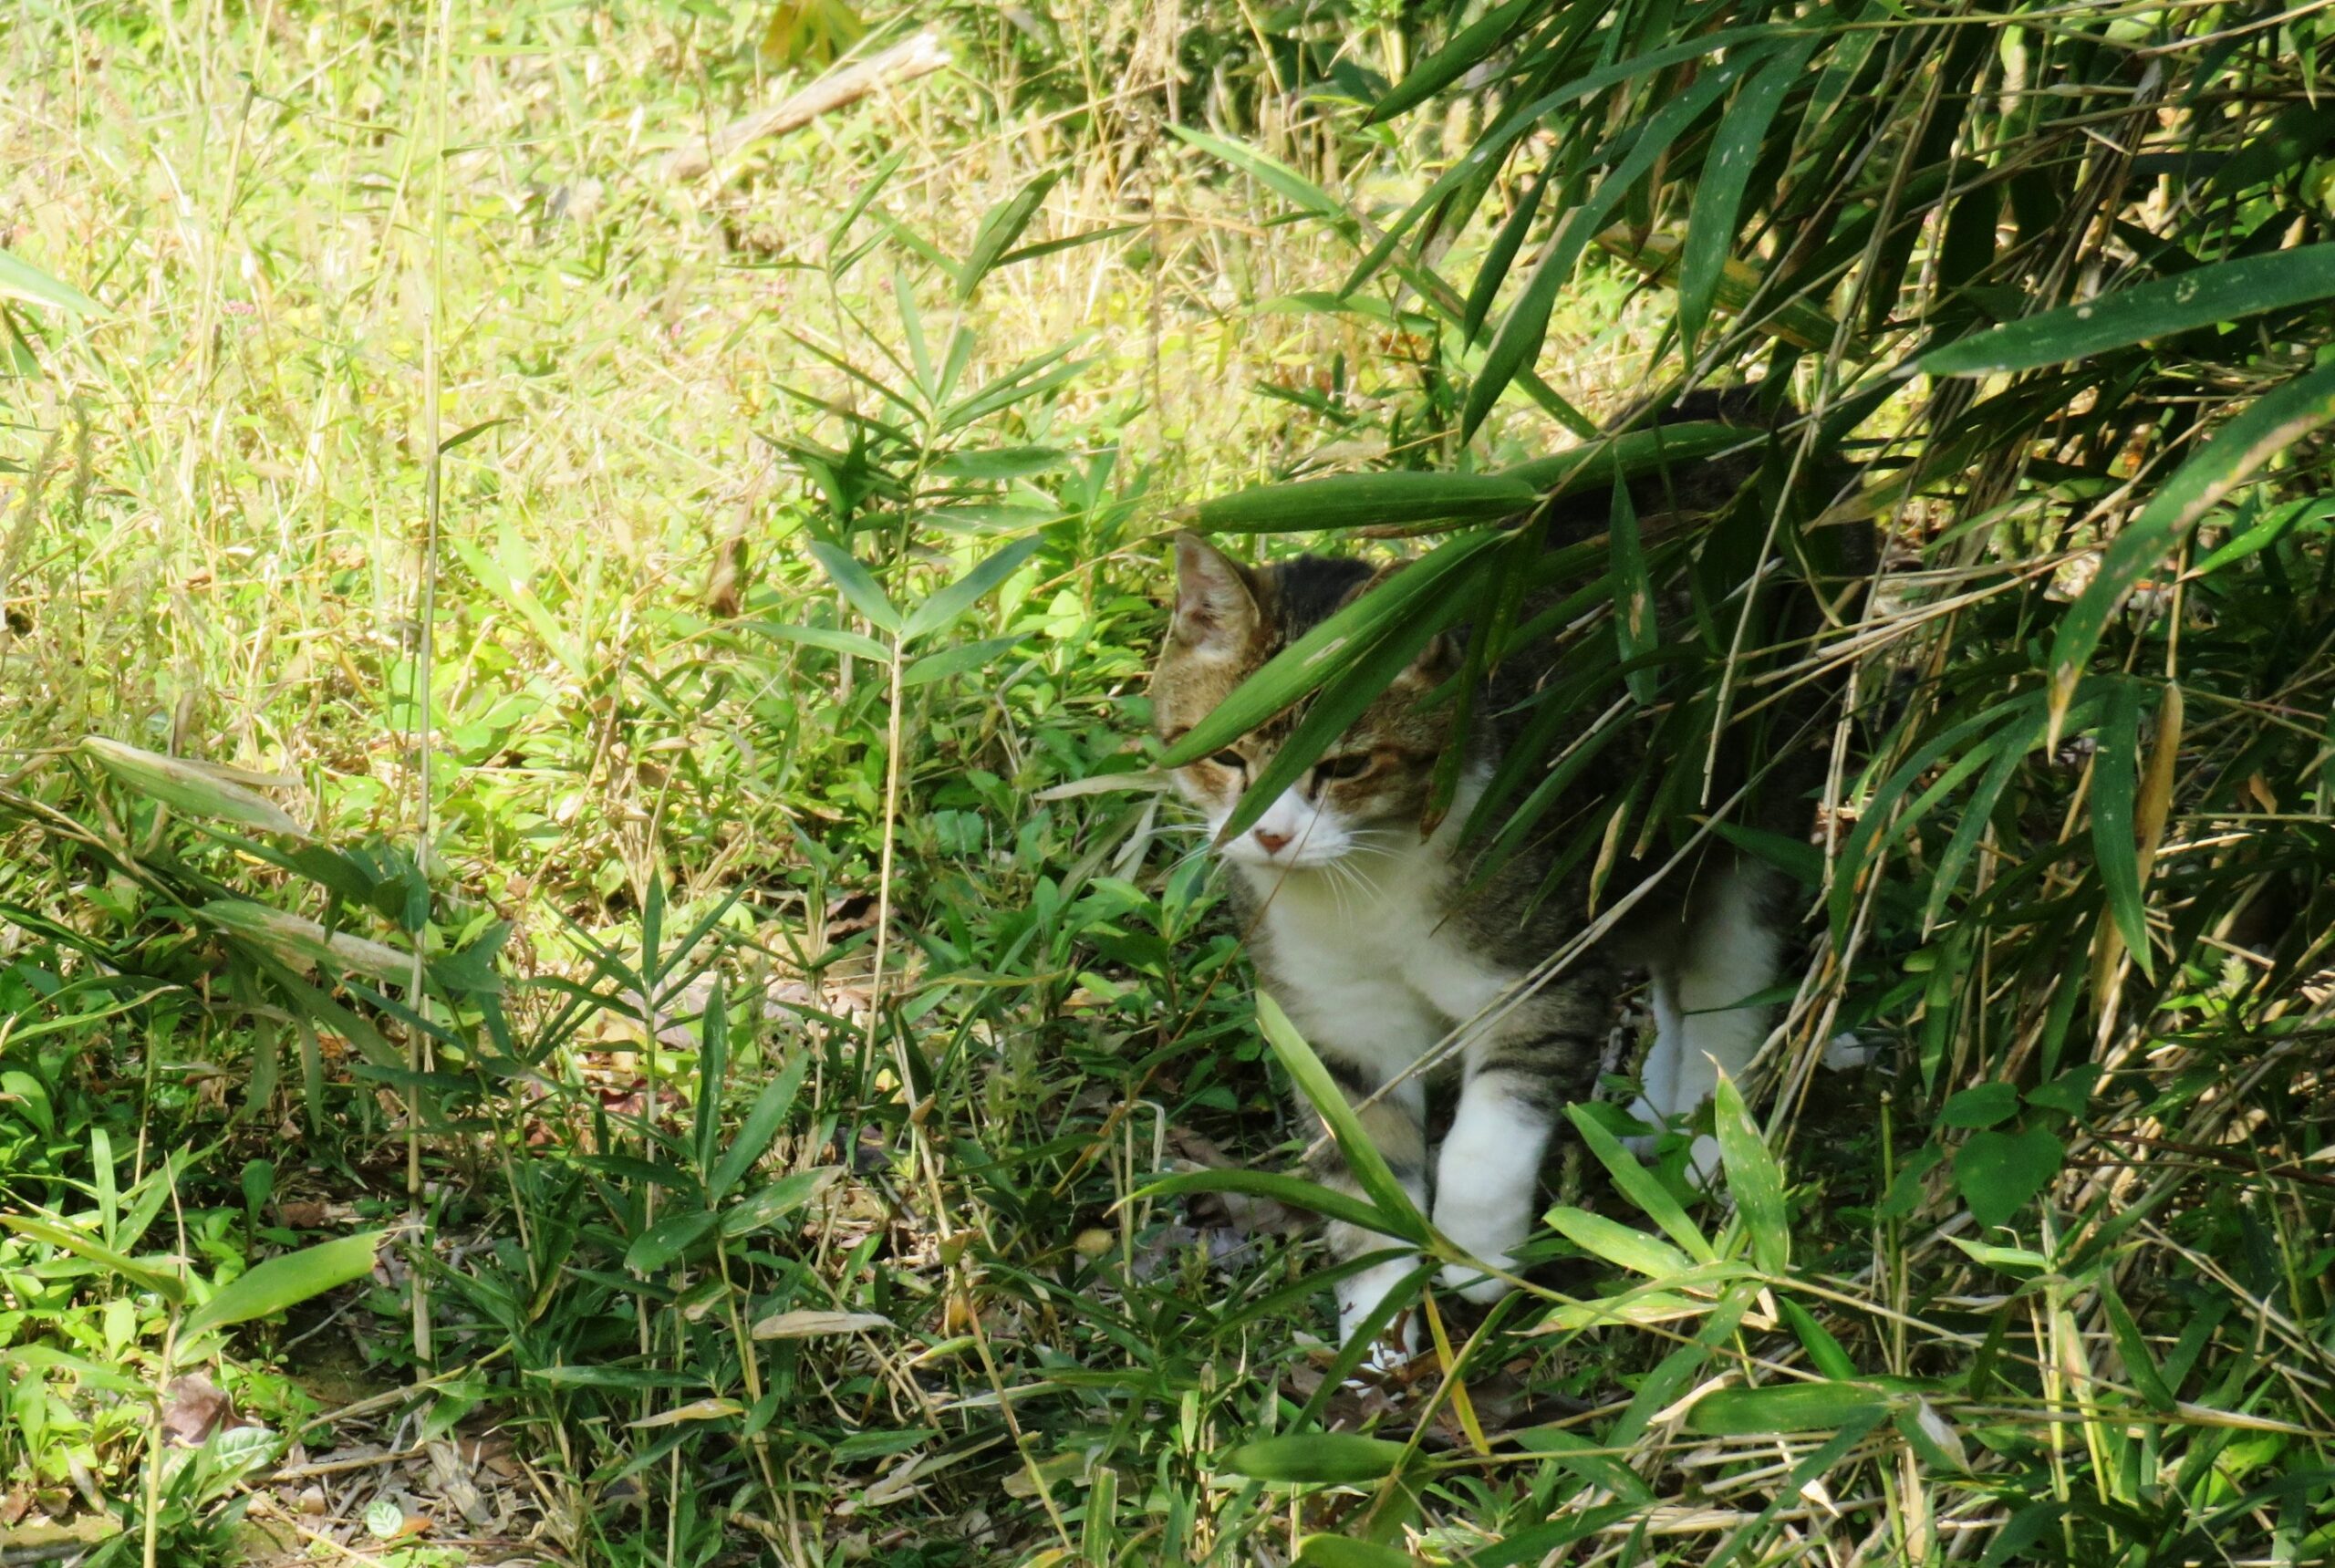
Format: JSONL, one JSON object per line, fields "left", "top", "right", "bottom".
{"left": 4, "top": 3, "right": 2332, "bottom": 1566}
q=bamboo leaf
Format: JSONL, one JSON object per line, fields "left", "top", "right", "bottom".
{"left": 1254, "top": 993, "right": 1429, "bottom": 1242}
{"left": 183, "top": 1231, "right": 384, "bottom": 1336}
{"left": 898, "top": 535, "right": 1045, "bottom": 644}
{"left": 0, "top": 249, "right": 102, "bottom": 315}
{"left": 1680, "top": 38, "right": 1818, "bottom": 358}
{"left": 1922, "top": 244, "right": 2335, "bottom": 376}
{"left": 1713, "top": 1074, "right": 1789, "bottom": 1274}
{"left": 1135, "top": 1168, "right": 1412, "bottom": 1244}
{"left": 1609, "top": 476, "right": 1658, "bottom": 704}
{"left": 805, "top": 540, "right": 903, "bottom": 634}
{"left": 1191, "top": 472, "right": 1536, "bottom": 534}
{"left": 1565, "top": 1105, "right": 1716, "bottom": 1264}
{"left": 1222, "top": 1433, "right": 1408, "bottom": 1484}
{"left": 958, "top": 169, "right": 1063, "bottom": 299}
{"left": 1685, "top": 1379, "right": 1895, "bottom": 1436}
{"left": 81, "top": 737, "right": 305, "bottom": 837}
{"left": 1546, "top": 1206, "right": 1694, "bottom": 1279}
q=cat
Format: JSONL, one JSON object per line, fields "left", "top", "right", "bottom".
{"left": 1148, "top": 395, "right": 1861, "bottom": 1354}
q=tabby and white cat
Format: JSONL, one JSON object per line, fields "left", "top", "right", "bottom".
{"left": 1150, "top": 421, "right": 1844, "bottom": 1352}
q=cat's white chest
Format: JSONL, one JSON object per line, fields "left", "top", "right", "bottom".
{"left": 1247, "top": 850, "right": 1517, "bottom": 1077}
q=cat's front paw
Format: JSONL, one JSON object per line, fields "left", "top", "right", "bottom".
{"left": 1436, "top": 1259, "right": 1514, "bottom": 1304}
{"left": 1336, "top": 1257, "right": 1422, "bottom": 1360}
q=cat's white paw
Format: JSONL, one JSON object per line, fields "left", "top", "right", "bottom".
{"left": 1336, "top": 1257, "right": 1421, "bottom": 1355}
{"left": 1621, "top": 1094, "right": 1666, "bottom": 1158}
{"left": 1437, "top": 1260, "right": 1514, "bottom": 1304}
{"left": 1684, "top": 1133, "right": 1724, "bottom": 1191}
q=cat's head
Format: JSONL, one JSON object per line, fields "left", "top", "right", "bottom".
{"left": 1148, "top": 533, "right": 1460, "bottom": 871}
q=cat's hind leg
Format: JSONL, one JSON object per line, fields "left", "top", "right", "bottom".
{"left": 1658, "top": 862, "right": 1788, "bottom": 1184}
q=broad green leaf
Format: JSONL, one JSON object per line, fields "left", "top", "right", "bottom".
{"left": 1564, "top": 1105, "right": 1715, "bottom": 1264}
{"left": 929, "top": 445, "right": 1068, "bottom": 481}
{"left": 183, "top": 1231, "right": 384, "bottom": 1336}
{"left": 1955, "top": 1126, "right": 2064, "bottom": 1231}
{"left": 1713, "top": 1075, "right": 1788, "bottom": 1274}
{"left": 81, "top": 737, "right": 304, "bottom": 836}
{"left": 958, "top": 169, "right": 1063, "bottom": 299}
{"left": 1680, "top": 37, "right": 1819, "bottom": 358}
{"left": 1221, "top": 1433, "right": 1407, "bottom": 1485}
{"left": 1940, "top": 1083, "right": 2020, "bottom": 1129}
{"left": 721, "top": 1167, "right": 841, "bottom": 1237}
{"left": 1192, "top": 472, "right": 1536, "bottom": 534}
{"left": 1254, "top": 993, "right": 1428, "bottom": 1241}
{"left": 707, "top": 1054, "right": 809, "bottom": 1200}
{"left": 624, "top": 1210, "right": 718, "bottom": 1274}
{"left": 2091, "top": 680, "right": 2152, "bottom": 974}
{"left": 1923, "top": 244, "right": 2335, "bottom": 376}
{"left": 805, "top": 540, "right": 902, "bottom": 634}
{"left": 1546, "top": 1206, "right": 1695, "bottom": 1279}
{"left": 898, "top": 535, "right": 1045, "bottom": 643}
{"left": 1135, "top": 1169, "right": 1416, "bottom": 1246}
{"left": 0, "top": 248, "right": 102, "bottom": 314}
{"left": 526, "top": 1365, "right": 704, "bottom": 1389}
{"left": 1778, "top": 1298, "right": 1859, "bottom": 1381}
{"left": 0, "top": 1214, "right": 185, "bottom": 1302}
{"left": 1685, "top": 1379, "right": 1896, "bottom": 1436}
{"left": 2047, "top": 358, "right": 2335, "bottom": 726}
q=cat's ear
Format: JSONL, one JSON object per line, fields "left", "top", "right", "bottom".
{"left": 1169, "top": 532, "right": 1261, "bottom": 657}
{"left": 1397, "top": 630, "right": 1462, "bottom": 690}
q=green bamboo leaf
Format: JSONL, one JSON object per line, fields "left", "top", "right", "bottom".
{"left": 1221, "top": 1433, "right": 1408, "bottom": 1485}
{"left": 2091, "top": 680, "right": 2152, "bottom": 975}
{"left": 1510, "top": 1427, "right": 1656, "bottom": 1505}
{"left": 2100, "top": 1283, "right": 2176, "bottom": 1412}
{"left": 183, "top": 1231, "right": 384, "bottom": 1336}
{"left": 720, "top": 1167, "right": 841, "bottom": 1237}
{"left": 2048, "top": 358, "right": 2335, "bottom": 726}
{"left": 1157, "top": 528, "right": 1503, "bottom": 769}
{"left": 1498, "top": 421, "right": 1758, "bottom": 496}
{"left": 1366, "top": 0, "right": 1536, "bottom": 123}
{"left": 805, "top": 540, "right": 902, "bottom": 634}
{"left": 0, "top": 1214, "right": 185, "bottom": 1303}
{"left": 1463, "top": 55, "right": 1758, "bottom": 440}
{"left": 1608, "top": 477, "right": 1658, "bottom": 704}
{"left": 1546, "top": 1206, "right": 1695, "bottom": 1279}
{"left": 746, "top": 621, "right": 894, "bottom": 662}
{"left": 1255, "top": 993, "right": 1429, "bottom": 1242}
{"left": 80, "top": 737, "right": 305, "bottom": 836}
{"left": 708, "top": 1054, "right": 808, "bottom": 1201}
{"left": 198, "top": 900, "right": 416, "bottom": 985}
{"left": 1680, "top": 38, "right": 1818, "bottom": 358}
{"left": 1922, "top": 244, "right": 2335, "bottom": 376}
{"left": 1462, "top": 157, "right": 1558, "bottom": 342}
{"left": 1712, "top": 1075, "right": 1788, "bottom": 1274}
{"left": 1169, "top": 126, "right": 1354, "bottom": 234}
{"left": 1685, "top": 1379, "right": 1896, "bottom": 1436}
{"left": 1565, "top": 1106, "right": 1716, "bottom": 1264}
{"left": 624, "top": 1210, "right": 718, "bottom": 1274}
{"left": 898, "top": 535, "right": 1045, "bottom": 644}
{"left": 0, "top": 249, "right": 102, "bottom": 315}
{"left": 1778, "top": 1298, "right": 1859, "bottom": 1381}
{"left": 958, "top": 169, "right": 1063, "bottom": 299}
{"left": 1192, "top": 472, "right": 1537, "bottom": 534}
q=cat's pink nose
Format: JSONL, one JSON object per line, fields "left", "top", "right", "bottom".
{"left": 1252, "top": 828, "right": 1292, "bottom": 855}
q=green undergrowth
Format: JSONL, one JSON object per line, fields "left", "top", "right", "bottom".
{"left": 2, "top": 2, "right": 2330, "bottom": 1566}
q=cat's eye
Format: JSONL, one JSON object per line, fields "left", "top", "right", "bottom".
{"left": 1210, "top": 750, "right": 1246, "bottom": 772}
{"left": 1312, "top": 753, "right": 1372, "bottom": 782}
